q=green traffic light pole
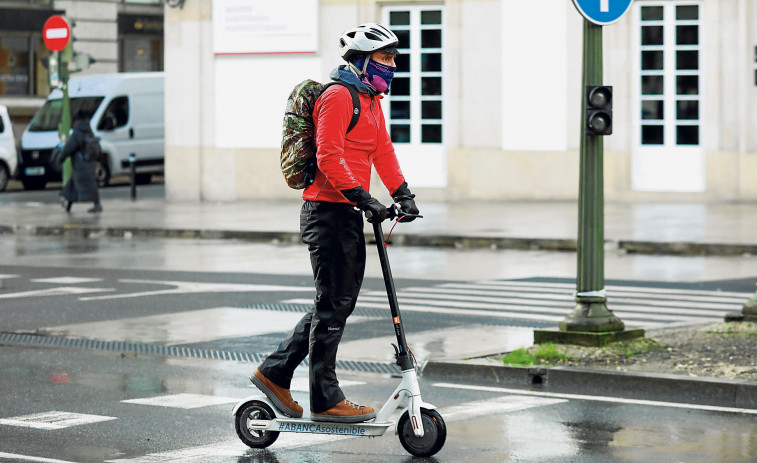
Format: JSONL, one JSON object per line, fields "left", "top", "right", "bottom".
{"left": 57, "top": 38, "right": 74, "bottom": 185}
{"left": 534, "top": 19, "right": 643, "bottom": 347}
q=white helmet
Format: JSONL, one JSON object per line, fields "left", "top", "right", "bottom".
{"left": 338, "top": 23, "right": 399, "bottom": 62}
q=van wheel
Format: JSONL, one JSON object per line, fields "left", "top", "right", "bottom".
{"left": 95, "top": 159, "right": 110, "bottom": 188}
{"left": 0, "top": 164, "right": 8, "bottom": 192}
{"left": 21, "top": 178, "right": 46, "bottom": 190}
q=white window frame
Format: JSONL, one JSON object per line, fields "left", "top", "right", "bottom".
{"left": 631, "top": 1, "right": 705, "bottom": 192}
{"left": 382, "top": 5, "right": 447, "bottom": 188}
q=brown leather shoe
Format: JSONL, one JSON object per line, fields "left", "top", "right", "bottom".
{"left": 311, "top": 399, "right": 377, "bottom": 423}
{"left": 249, "top": 369, "right": 303, "bottom": 418}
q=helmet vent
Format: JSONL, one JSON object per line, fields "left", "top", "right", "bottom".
{"left": 371, "top": 28, "right": 390, "bottom": 39}
{"left": 346, "top": 32, "right": 356, "bottom": 38}
{"left": 364, "top": 32, "right": 380, "bottom": 41}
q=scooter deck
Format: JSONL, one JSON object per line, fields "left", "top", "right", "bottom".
{"left": 248, "top": 416, "right": 393, "bottom": 437}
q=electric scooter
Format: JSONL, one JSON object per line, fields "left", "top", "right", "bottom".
{"left": 232, "top": 205, "right": 446, "bottom": 458}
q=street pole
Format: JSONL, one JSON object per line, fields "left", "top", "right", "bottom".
{"left": 561, "top": 19, "right": 624, "bottom": 333}
{"left": 58, "top": 39, "right": 73, "bottom": 185}
{"left": 534, "top": 19, "right": 642, "bottom": 347}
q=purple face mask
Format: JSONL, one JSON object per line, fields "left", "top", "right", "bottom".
{"left": 358, "top": 58, "right": 396, "bottom": 93}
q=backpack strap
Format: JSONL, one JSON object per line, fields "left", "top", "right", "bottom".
{"left": 324, "top": 81, "right": 361, "bottom": 134}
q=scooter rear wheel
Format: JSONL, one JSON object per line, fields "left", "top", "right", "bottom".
{"left": 234, "top": 400, "right": 279, "bottom": 448}
{"left": 397, "top": 408, "right": 446, "bottom": 457}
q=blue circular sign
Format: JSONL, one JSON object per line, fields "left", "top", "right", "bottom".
{"left": 572, "top": 0, "right": 633, "bottom": 26}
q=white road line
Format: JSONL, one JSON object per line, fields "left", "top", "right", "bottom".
{"left": 0, "top": 274, "right": 20, "bottom": 280}
{"left": 0, "top": 452, "right": 78, "bottom": 463}
{"left": 121, "top": 393, "right": 239, "bottom": 409}
{"left": 105, "top": 443, "right": 244, "bottom": 463}
{"left": 0, "top": 286, "right": 113, "bottom": 300}
{"left": 31, "top": 277, "right": 104, "bottom": 284}
{"left": 281, "top": 298, "right": 565, "bottom": 323}
{"left": 468, "top": 280, "right": 754, "bottom": 299}
{"left": 433, "top": 383, "right": 757, "bottom": 415}
{"left": 80, "top": 280, "right": 313, "bottom": 301}
{"left": 0, "top": 411, "right": 117, "bottom": 430}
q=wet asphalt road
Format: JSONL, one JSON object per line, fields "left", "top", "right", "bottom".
{"left": 1, "top": 344, "right": 756, "bottom": 463}
{"left": 1, "top": 185, "right": 756, "bottom": 462}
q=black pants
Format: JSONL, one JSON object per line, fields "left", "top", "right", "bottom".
{"left": 258, "top": 200, "right": 366, "bottom": 413}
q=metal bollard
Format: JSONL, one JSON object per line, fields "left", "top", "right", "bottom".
{"left": 129, "top": 153, "right": 136, "bottom": 201}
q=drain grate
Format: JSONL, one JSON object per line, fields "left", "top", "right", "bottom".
{"left": 0, "top": 332, "right": 400, "bottom": 375}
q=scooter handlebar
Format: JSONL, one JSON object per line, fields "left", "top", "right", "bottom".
{"left": 365, "top": 204, "right": 423, "bottom": 223}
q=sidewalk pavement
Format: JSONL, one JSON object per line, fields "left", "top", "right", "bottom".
{"left": 2, "top": 188, "right": 757, "bottom": 408}
{"left": 2, "top": 188, "right": 757, "bottom": 256}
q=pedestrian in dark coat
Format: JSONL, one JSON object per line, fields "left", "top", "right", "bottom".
{"left": 58, "top": 111, "right": 102, "bottom": 213}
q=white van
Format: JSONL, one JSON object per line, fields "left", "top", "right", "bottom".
{"left": 0, "top": 104, "right": 18, "bottom": 192}
{"left": 18, "top": 72, "right": 164, "bottom": 190}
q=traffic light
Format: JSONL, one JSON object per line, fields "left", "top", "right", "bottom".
{"left": 70, "top": 52, "right": 96, "bottom": 73}
{"left": 585, "top": 85, "right": 612, "bottom": 135}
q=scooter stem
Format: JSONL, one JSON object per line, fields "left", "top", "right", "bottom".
{"left": 372, "top": 220, "right": 415, "bottom": 371}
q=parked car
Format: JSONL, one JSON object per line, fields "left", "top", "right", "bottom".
{"left": 18, "top": 72, "right": 164, "bottom": 190}
{"left": 0, "top": 104, "right": 18, "bottom": 192}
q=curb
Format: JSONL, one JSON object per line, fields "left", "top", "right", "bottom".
{"left": 421, "top": 359, "right": 757, "bottom": 410}
{"left": 3, "top": 222, "right": 757, "bottom": 256}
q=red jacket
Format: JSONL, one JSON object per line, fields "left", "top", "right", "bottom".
{"left": 303, "top": 84, "right": 405, "bottom": 203}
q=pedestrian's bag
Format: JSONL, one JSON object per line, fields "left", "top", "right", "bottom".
{"left": 82, "top": 133, "right": 102, "bottom": 163}
{"left": 281, "top": 80, "right": 360, "bottom": 189}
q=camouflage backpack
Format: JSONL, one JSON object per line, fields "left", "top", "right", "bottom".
{"left": 281, "top": 80, "right": 360, "bottom": 189}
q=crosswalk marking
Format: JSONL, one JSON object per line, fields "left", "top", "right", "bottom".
{"left": 0, "top": 411, "right": 117, "bottom": 430}
{"left": 283, "top": 279, "right": 748, "bottom": 328}
{"left": 464, "top": 280, "right": 754, "bottom": 299}
{"left": 121, "top": 393, "right": 239, "bottom": 409}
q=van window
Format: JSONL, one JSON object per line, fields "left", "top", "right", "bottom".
{"left": 28, "top": 97, "right": 104, "bottom": 132}
{"left": 0, "top": 117, "right": 4, "bottom": 133}
{"left": 98, "top": 96, "right": 129, "bottom": 131}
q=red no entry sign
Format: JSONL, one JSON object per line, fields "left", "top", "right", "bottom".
{"left": 43, "top": 15, "right": 71, "bottom": 52}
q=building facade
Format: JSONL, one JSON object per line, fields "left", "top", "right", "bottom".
{"left": 0, "top": 0, "right": 164, "bottom": 140}
{"left": 164, "top": 0, "right": 757, "bottom": 203}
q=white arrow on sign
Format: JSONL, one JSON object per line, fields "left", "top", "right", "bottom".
{"left": 601, "top": 0, "right": 609, "bottom": 12}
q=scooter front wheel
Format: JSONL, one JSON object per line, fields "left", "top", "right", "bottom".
{"left": 397, "top": 408, "right": 446, "bottom": 457}
{"left": 234, "top": 400, "right": 279, "bottom": 449}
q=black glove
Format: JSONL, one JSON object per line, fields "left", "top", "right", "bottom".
{"left": 341, "top": 186, "right": 388, "bottom": 223}
{"left": 392, "top": 182, "right": 419, "bottom": 222}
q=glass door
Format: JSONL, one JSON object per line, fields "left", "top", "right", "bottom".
{"left": 632, "top": 2, "right": 704, "bottom": 192}
{"left": 382, "top": 5, "right": 447, "bottom": 188}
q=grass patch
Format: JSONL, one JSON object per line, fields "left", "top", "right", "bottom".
{"left": 500, "top": 338, "right": 664, "bottom": 366}
{"left": 501, "top": 343, "right": 569, "bottom": 366}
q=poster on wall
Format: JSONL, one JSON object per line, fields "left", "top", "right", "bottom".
{"left": 212, "top": 0, "right": 318, "bottom": 55}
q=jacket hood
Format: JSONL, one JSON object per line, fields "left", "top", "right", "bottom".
{"left": 329, "top": 66, "right": 379, "bottom": 97}
{"left": 73, "top": 120, "right": 92, "bottom": 133}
